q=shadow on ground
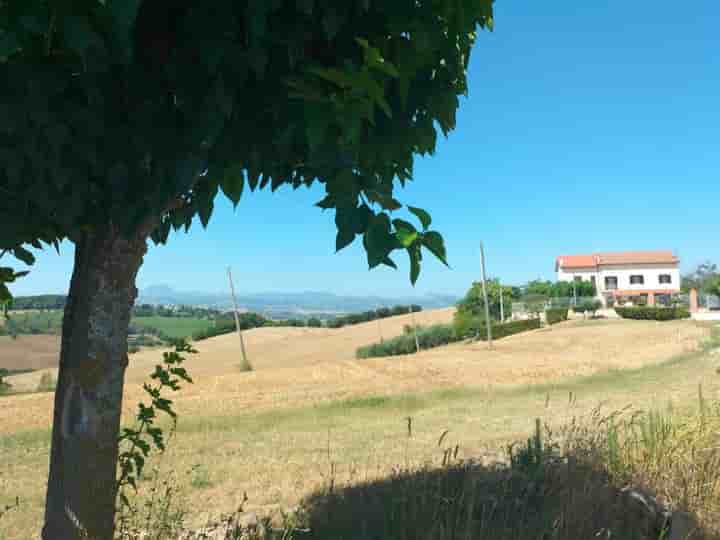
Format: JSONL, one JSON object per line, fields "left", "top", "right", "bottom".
{"left": 297, "top": 456, "right": 715, "bottom": 540}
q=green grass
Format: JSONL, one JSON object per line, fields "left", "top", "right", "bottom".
{"left": 131, "top": 316, "right": 215, "bottom": 339}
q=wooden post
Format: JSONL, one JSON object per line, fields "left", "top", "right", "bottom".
{"left": 479, "top": 242, "right": 493, "bottom": 348}
{"left": 227, "top": 267, "right": 251, "bottom": 371}
{"left": 409, "top": 305, "right": 420, "bottom": 353}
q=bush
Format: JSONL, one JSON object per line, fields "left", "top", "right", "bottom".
{"left": 358, "top": 318, "right": 541, "bottom": 358}
{"left": 545, "top": 308, "right": 569, "bottom": 325}
{"left": 356, "top": 324, "right": 457, "bottom": 358}
{"left": 573, "top": 300, "right": 603, "bottom": 316}
{"left": 307, "top": 317, "right": 323, "bottom": 328}
{"left": 328, "top": 305, "right": 423, "bottom": 329}
{"left": 454, "top": 312, "right": 541, "bottom": 340}
{"left": 615, "top": 306, "right": 690, "bottom": 321}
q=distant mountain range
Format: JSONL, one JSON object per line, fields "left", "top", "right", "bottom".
{"left": 138, "top": 285, "right": 459, "bottom": 315}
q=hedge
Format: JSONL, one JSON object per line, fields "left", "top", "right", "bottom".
{"left": 615, "top": 306, "right": 690, "bottom": 321}
{"left": 545, "top": 308, "right": 568, "bottom": 325}
{"left": 356, "top": 318, "right": 541, "bottom": 359}
{"left": 327, "top": 304, "right": 423, "bottom": 329}
{"left": 572, "top": 300, "right": 603, "bottom": 314}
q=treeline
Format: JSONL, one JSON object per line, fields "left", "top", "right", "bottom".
{"left": 192, "top": 312, "right": 270, "bottom": 340}
{"left": 7, "top": 295, "right": 66, "bottom": 310}
{"left": 326, "top": 305, "right": 422, "bottom": 329}
{"left": 132, "top": 304, "right": 223, "bottom": 318}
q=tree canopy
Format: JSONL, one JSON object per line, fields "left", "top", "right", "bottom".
{"left": 0, "top": 1, "right": 495, "bottom": 302}
{"left": 456, "top": 278, "right": 517, "bottom": 321}
{"left": 682, "top": 261, "right": 720, "bottom": 295}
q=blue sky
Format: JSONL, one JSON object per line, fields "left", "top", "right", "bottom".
{"left": 12, "top": 0, "right": 720, "bottom": 298}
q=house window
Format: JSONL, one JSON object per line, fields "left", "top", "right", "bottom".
{"left": 605, "top": 276, "right": 618, "bottom": 290}
{"left": 630, "top": 275, "right": 644, "bottom": 285}
{"left": 659, "top": 274, "right": 672, "bottom": 284}
{"left": 573, "top": 276, "right": 583, "bottom": 282}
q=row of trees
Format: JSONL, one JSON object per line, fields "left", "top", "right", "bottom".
{"left": 524, "top": 279, "right": 597, "bottom": 299}
{"left": 326, "top": 304, "right": 423, "bottom": 328}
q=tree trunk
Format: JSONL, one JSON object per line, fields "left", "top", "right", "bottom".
{"left": 42, "top": 226, "right": 147, "bottom": 540}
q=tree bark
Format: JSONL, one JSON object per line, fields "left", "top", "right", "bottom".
{"left": 42, "top": 226, "right": 148, "bottom": 540}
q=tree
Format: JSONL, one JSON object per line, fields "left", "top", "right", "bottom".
{"left": 682, "top": 261, "right": 720, "bottom": 294}
{"left": 307, "top": 317, "right": 322, "bottom": 328}
{"left": 0, "top": 3, "right": 494, "bottom": 538}
{"left": 456, "top": 278, "right": 513, "bottom": 321}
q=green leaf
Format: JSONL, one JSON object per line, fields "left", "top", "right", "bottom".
{"left": 12, "top": 247, "right": 35, "bottom": 266}
{"left": 422, "top": 231, "right": 449, "bottom": 266}
{"left": 408, "top": 245, "right": 422, "bottom": 285}
{"left": 392, "top": 219, "right": 418, "bottom": 247}
{"left": 381, "top": 256, "right": 397, "bottom": 270}
{"left": 352, "top": 204, "right": 373, "bottom": 234}
{"left": 0, "top": 32, "right": 20, "bottom": 57}
{"left": 408, "top": 206, "right": 432, "bottom": 230}
{"left": 363, "top": 213, "right": 395, "bottom": 269}
{"left": 315, "top": 195, "right": 335, "bottom": 209}
{"left": 296, "top": 0, "right": 314, "bottom": 15}
{"left": 220, "top": 166, "right": 245, "bottom": 207}
{"left": 335, "top": 228, "right": 355, "bottom": 252}
{"left": 62, "top": 16, "right": 98, "bottom": 57}
{"left": 108, "top": 0, "right": 142, "bottom": 64}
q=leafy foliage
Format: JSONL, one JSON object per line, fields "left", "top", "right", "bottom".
{"left": 356, "top": 323, "right": 456, "bottom": 358}
{"left": 116, "top": 340, "right": 195, "bottom": 509}
{"left": 452, "top": 315, "right": 541, "bottom": 340}
{"left": 545, "top": 308, "right": 568, "bottom": 325}
{"left": 526, "top": 280, "right": 596, "bottom": 299}
{"left": 327, "top": 304, "right": 421, "bottom": 328}
{"left": 0, "top": 1, "right": 495, "bottom": 298}
{"left": 456, "top": 279, "right": 516, "bottom": 322}
{"left": 615, "top": 306, "right": 690, "bottom": 321}
{"left": 573, "top": 299, "right": 603, "bottom": 316}
{"left": 682, "top": 261, "right": 720, "bottom": 295}
{"left": 357, "top": 318, "right": 540, "bottom": 358}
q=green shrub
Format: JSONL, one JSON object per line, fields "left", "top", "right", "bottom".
{"left": 454, "top": 312, "right": 541, "bottom": 340}
{"left": 357, "top": 319, "right": 541, "bottom": 358}
{"left": 545, "top": 308, "right": 569, "bottom": 325}
{"left": 615, "top": 306, "right": 690, "bottom": 321}
{"left": 574, "top": 300, "right": 603, "bottom": 316}
{"left": 356, "top": 324, "right": 457, "bottom": 358}
{"left": 490, "top": 318, "right": 541, "bottom": 339}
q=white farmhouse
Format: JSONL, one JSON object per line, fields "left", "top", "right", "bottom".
{"left": 556, "top": 251, "right": 680, "bottom": 307}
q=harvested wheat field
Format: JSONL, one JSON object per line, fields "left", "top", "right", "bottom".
{"left": 1, "top": 312, "right": 718, "bottom": 538}
{"left": 0, "top": 335, "right": 60, "bottom": 371}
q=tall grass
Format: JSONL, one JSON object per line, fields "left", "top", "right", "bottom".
{"left": 116, "top": 391, "right": 720, "bottom": 540}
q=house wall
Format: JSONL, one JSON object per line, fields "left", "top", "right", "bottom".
{"left": 557, "top": 263, "right": 680, "bottom": 300}
{"left": 595, "top": 263, "right": 680, "bottom": 293}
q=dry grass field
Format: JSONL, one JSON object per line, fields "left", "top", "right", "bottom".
{"left": 1, "top": 311, "right": 717, "bottom": 538}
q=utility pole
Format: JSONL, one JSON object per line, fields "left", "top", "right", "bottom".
{"left": 227, "top": 267, "right": 251, "bottom": 371}
{"left": 409, "top": 305, "right": 420, "bottom": 353}
{"left": 500, "top": 287, "right": 505, "bottom": 323}
{"left": 572, "top": 280, "right": 577, "bottom": 308}
{"left": 479, "top": 242, "right": 493, "bottom": 348}
{"left": 376, "top": 304, "right": 384, "bottom": 343}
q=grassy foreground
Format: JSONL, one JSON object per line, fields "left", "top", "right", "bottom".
{"left": 2, "top": 324, "right": 720, "bottom": 539}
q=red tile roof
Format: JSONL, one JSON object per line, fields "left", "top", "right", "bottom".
{"left": 556, "top": 251, "right": 678, "bottom": 269}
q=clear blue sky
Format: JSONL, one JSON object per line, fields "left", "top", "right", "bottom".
{"left": 12, "top": 0, "right": 720, "bottom": 298}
